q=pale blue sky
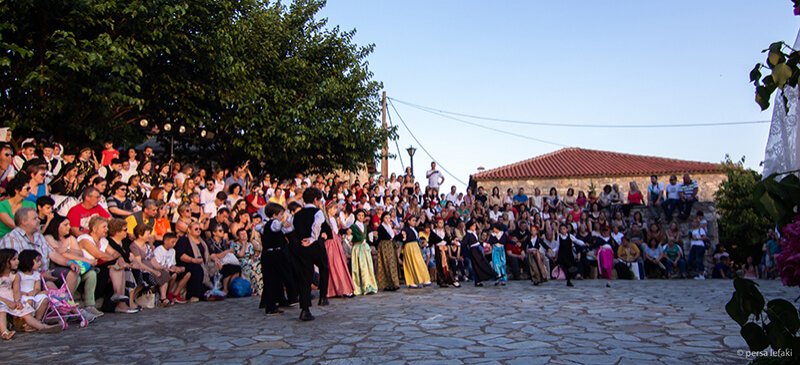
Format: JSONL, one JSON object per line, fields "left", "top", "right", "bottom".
{"left": 319, "top": 1, "right": 799, "bottom": 189}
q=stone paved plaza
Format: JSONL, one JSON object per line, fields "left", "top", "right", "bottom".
{"left": 3, "top": 279, "right": 796, "bottom": 364}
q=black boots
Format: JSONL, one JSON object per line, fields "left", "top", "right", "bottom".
{"left": 299, "top": 309, "right": 315, "bottom": 321}
{"left": 318, "top": 298, "right": 329, "bottom": 306}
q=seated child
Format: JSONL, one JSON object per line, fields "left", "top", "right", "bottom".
{"left": 154, "top": 233, "right": 189, "bottom": 304}
{"left": 0, "top": 249, "right": 60, "bottom": 340}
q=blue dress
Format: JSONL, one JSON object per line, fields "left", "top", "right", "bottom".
{"left": 489, "top": 233, "right": 508, "bottom": 282}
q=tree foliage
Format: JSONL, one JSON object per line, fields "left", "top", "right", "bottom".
{"left": 0, "top": 0, "right": 393, "bottom": 176}
{"left": 714, "top": 156, "right": 773, "bottom": 263}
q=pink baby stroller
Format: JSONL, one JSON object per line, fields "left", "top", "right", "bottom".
{"left": 41, "top": 274, "right": 88, "bottom": 330}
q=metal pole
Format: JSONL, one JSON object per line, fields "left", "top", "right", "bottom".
{"left": 381, "top": 91, "right": 388, "bottom": 179}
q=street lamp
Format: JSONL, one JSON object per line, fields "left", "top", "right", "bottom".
{"left": 406, "top": 145, "right": 417, "bottom": 177}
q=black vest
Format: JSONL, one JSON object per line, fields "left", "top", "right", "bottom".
{"left": 261, "top": 219, "right": 286, "bottom": 250}
{"left": 294, "top": 207, "right": 319, "bottom": 240}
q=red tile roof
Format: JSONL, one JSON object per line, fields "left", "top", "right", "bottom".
{"left": 472, "top": 148, "right": 724, "bottom": 180}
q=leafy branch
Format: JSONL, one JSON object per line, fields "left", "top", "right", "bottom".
{"left": 750, "top": 41, "right": 800, "bottom": 112}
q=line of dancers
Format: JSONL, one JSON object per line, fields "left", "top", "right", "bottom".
{"left": 258, "top": 188, "right": 596, "bottom": 321}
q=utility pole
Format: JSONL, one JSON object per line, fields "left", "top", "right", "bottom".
{"left": 380, "top": 91, "right": 389, "bottom": 179}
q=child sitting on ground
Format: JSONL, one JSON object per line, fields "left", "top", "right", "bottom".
{"left": 0, "top": 249, "right": 60, "bottom": 340}
{"left": 13, "top": 250, "right": 50, "bottom": 321}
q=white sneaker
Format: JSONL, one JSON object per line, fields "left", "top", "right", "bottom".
{"left": 84, "top": 306, "right": 104, "bottom": 317}
{"left": 79, "top": 309, "right": 97, "bottom": 323}
{"left": 694, "top": 275, "right": 705, "bottom": 280}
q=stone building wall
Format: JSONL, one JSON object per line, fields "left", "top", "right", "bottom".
{"left": 474, "top": 173, "right": 727, "bottom": 203}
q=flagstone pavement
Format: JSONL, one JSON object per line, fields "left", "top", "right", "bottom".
{"left": 3, "top": 279, "right": 796, "bottom": 364}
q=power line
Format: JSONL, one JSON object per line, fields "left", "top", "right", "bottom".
{"left": 385, "top": 107, "right": 405, "bottom": 170}
{"left": 398, "top": 102, "right": 569, "bottom": 148}
{"left": 388, "top": 99, "right": 469, "bottom": 186}
{"left": 389, "top": 97, "right": 771, "bottom": 129}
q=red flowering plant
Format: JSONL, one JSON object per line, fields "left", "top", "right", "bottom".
{"left": 727, "top": 173, "right": 800, "bottom": 362}
{"left": 777, "top": 217, "right": 800, "bottom": 287}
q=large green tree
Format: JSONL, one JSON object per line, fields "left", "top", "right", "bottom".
{"left": 0, "top": 0, "right": 392, "bottom": 176}
{"left": 714, "top": 156, "right": 773, "bottom": 263}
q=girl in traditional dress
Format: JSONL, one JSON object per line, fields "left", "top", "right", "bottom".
{"left": 375, "top": 212, "right": 401, "bottom": 291}
{"left": 396, "top": 215, "right": 431, "bottom": 288}
{"left": 350, "top": 209, "right": 377, "bottom": 295}
{"left": 488, "top": 224, "right": 508, "bottom": 286}
{"left": 526, "top": 225, "right": 550, "bottom": 286}
{"left": 428, "top": 218, "right": 460, "bottom": 288}
{"left": 322, "top": 201, "right": 355, "bottom": 298}
{"left": 462, "top": 220, "right": 497, "bottom": 287}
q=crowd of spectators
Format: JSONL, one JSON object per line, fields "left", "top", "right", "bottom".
{"left": 0, "top": 136, "right": 747, "bottom": 338}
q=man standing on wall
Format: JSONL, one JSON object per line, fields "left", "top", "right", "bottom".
{"left": 426, "top": 162, "right": 445, "bottom": 194}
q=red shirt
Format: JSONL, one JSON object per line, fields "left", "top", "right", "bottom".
{"left": 245, "top": 193, "right": 266, "bottom": 214}
{"left": 67, "top": 204, "right": 111, "bottom": 233}
{"left": 628, "top": 191, "right": 643, "bottom": 205}
{"left": 505, "top": 242, "right": 523, "bottom": 256}
{"left": 101, "top": 149, "right": 119, "bottom": 166}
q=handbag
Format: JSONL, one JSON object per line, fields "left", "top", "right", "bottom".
{"left": 220, "top": 252, "right": 240, "bottom": 266}
{"left": 135, "top": 290, "right": 156, "bottom": 309}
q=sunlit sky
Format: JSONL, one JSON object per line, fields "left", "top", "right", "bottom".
{"left": 319, "top": 1, "right": 799, "bottom": 189}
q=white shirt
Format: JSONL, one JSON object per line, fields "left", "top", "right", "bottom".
{"left": 200, "top": 189, "right": 216, "bottom": 207}
{"left": 78, "top": 234, "right": 108, "bottom": 261}
{"left": 302, "top": 204, "right": 325, "bottom": 242}
{"left": 647, "top": 182, "right": 665, "bottom": 201}
{"left": 339, "top": 212, "right": 355, "bottom": 230}
{"left": 665, "top": 183, "right": 681, "bottom": 200}
{"left": 690, "top": 228, "right": 707, "bottom": 247}
{"left": 154, "top": 245, "right": 176, "bottom": 269}
{"left": 270, "top": 218, "right": 295, "bottom": 234}
{"left": 445, "top": 192, "right": 458, "bottom": 205}
{"left": 426, "top": 169, "right": 444, "bottom": 188}
{"left": 612, "top": 232, "right": 625, "bottom": 245}
{"left": 204, "top": 201, "right": 223, "bottom": 218}
{"left": 120, "top": 167, "right": 136, "bottom": 184}
{"left": 389, "top": 181, "right": 401, "bottom": 194}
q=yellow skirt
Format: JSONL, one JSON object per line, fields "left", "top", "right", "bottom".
{"left": 402, "top": 241, "right": 431, "bottom": 286}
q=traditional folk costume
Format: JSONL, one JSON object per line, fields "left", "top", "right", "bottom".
{"left": 488, "top": 229, "right": 509, "bottom": 284}
{"left": 260, "top": 218, "right": 297, "bottom": 313}
{"left": 462, "top": 227, "right": 497, "bottom": 286}
{"left": 290, "top": 204, "right": 330, "bottom": 320}
{"left": 396, "top": 222, "right": 431, "bottom": 288}
{"left": 322, "top": 214, "right": 355, "bottom": 298}
{"left": 526, "top": 234, "right": 550, "bottom": 285}
{"left": 375, "top": 223, "right": 401, "bottom": 291}
{"left": 428, "top": 227, "right": 460, "bottom": 288}
{"left": 350, "top": 221, "right": 378, "bottom": 295}
{"left": 556, "top": 232, "right": 586, "bottom": 287}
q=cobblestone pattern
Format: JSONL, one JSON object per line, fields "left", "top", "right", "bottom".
{"left": 4, "top": 279, "right": 793, "bottom": 365}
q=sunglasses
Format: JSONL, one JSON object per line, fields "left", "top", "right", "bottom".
{"left": 191, "top": 228, "right": 201, "bottom": 231}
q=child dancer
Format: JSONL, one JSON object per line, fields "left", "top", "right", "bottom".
{"left": 396, "top": 215, "right": 431, "bottom": 288}
{"left": 488, "top": 224, "right": 508, "bottom": 286}
{"left": 556, "top": 224, "right": 585, "bottom": 287}
{"left": 322, "top": 201, "right": 355, "bottom": 298}
{"left": 350, "top": 209, "right": 378, "bottom": 295}
{"left": 462, "top": 220, "right": 497, "bottom": 287}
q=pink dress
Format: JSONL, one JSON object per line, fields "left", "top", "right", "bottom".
{"left": 325, "top": 222, "right": 355, "bottom": 297}
{"left": 597, "top": 246, "right": 614, "bottom": 280}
